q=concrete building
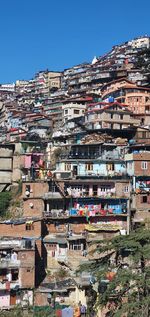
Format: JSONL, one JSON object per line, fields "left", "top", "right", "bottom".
{"left": 128, "top": 36, "right": 150, "bottom": 49}
{"left": 85, "top": 101, "right": 140, "bottom": 130}
{"left": 101, "top": 78, "right": 150, "bottom": 114}
{"left": 62, "top": 102, "right": 86, "bottom": 124}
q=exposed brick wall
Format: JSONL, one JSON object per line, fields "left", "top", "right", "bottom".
{"left": 34, "top": 292, "right": 48, "bottom": 306}
{"left": 22, "top": 182, "right": 49, "bottom": 198}
{"left": 18, "top": 249, "right": 35, "bottom": 288}
{"left": 23, "top": 199, "right": 44, "bottom": 217}
{"left": 70, "top": 223, "right": 86, "bottom": 234}
{"left": 0, "top": 221, "right": 42, "bottom": 238}
{"left": 132, "top": 194, "right": 150, "bottom": 211}
{"left": 134, "top": 161, "right": 150, "bottom": 176}
{"left": 46, "top": 223, "right": 67, "bottom": 234}
{"left": 115, "top": 181, "right": 131, "bottom": 198}
{"left": 132, "top": 153, "right": 150, "bottom": 176}
{"left": 46, "top": 220, "right": 86, "bottom": 234}
{"left": 19, "top": 267, "right": 35, "bottom": 288}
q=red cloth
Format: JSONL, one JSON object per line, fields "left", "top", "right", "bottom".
{"left": 100, "top": 209, "right": 107, "bottom": 216}
{"left": 56, "top": 310, "right": 62, "bottom": 317}
{"left": 6, "top": 281, "right": 10, "bottom": 291}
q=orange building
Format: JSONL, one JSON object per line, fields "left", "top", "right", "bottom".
{"left": 101, "top": 78, "right": 150, "bottom": 114}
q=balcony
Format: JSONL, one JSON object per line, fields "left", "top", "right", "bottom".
{"left": 76, "top": 172, "right": 129, "bottom": 179}
{"left": 44, "top": 204, "right": 127, "bottom": 218}
{"left": 0, "top": 281, "right": 20, "bottom": 290}
{"left": 0, "top": 259, "right": 20, "bottom": 269}
{"left": 22, "top": 168, "right": 53, "bottom": 182}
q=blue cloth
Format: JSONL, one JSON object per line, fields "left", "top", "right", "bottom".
{"left": 62, "top": 307, "right": 74, "bottom": 317}
{"left": 80, "top": 305, "right": 86, "bottom": 313}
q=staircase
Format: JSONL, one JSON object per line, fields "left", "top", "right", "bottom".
{"left": 54, "top": 180, "right": 66, "bottom": 197}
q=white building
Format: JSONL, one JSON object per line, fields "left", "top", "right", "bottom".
{"left": 62, "top": 102, "right": 86, "bottom": 124}
{"left": 128, "top": 36, "right": 150, "bottom": 49}
{"left": 0, "top": 83, "right": 15, "bottom": 92}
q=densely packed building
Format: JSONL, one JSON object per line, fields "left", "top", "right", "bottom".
{"left": 0, "top": 36, "right": 150, "bottom": 314}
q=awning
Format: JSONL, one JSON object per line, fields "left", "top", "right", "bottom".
{"left": 43, "top": 236, "right": 67, "bottom": 244}
{"left": 67, "top": 235, "right": 86, "bottom": 241}
{"left": 85, "top": 224, "right": 122, "bottom": 232}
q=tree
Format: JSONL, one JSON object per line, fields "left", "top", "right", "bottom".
{"left": 0, "top": 192, "right": 12, "bottom": 217}
{"left": 0, "top": 305, "right": 56, "bottom": 317}
{"left": 80, "top": 226, "right": 150, "bottom": 317}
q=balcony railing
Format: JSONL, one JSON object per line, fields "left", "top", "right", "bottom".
{"left": 0, "top": 281, "right": 20, "bottom": 290}
{"left": 0, "top": 259, "right": 20, "bottom": 269}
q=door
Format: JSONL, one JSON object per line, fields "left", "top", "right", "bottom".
{"left": 10, "top": 293, "right": 16, "bottom": 305}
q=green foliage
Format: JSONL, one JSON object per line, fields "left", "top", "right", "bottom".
{"left": 16, "top": 180, "right": 22, "bottom": 195}
{"left": 80, "top": 227, "right": 150, "bottom": 317}
{"left": 54, "top": 267, "right": 69, "bottom": 279}
{"left": 0, "top": 191, "right": 12, "bottom": 217}
{"left": 0, "top": 306, "right": 56, "bottom": 317}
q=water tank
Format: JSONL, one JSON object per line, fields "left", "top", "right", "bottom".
{"left": 108, "top": 97, "right": 114, "bottom": 103}
{"left": 25, "top": 240, "right": 32, "bottom": 249}
{"left": 129, "top": 139, "right": 136, "bottom": 145}
{"left": 98, "top": 280, "right": 109, "bottom": 294}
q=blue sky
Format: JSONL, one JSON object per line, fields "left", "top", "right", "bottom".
{"left": 0, "top": 0, "right": 149, "bottom": 83}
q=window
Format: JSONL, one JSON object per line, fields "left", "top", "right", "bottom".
{"left": 110, "top": 113, "right": 113, "bottom": 119}
{"left": 73, "top": 245, "right": 81, "bottom": 250}
{"left": 70, "top": 240, "right": 82, "bottom": 250}
{"left": 120, "top": 114, "right": 123, "bottom": 120}
{"left": 65, "top": 109, "right": 68, "bottom": 114}
{"left": 82, "top": 185, "right": 89, "bottom": 196}
{"left": 26, "top": 223, "right": 34, "bottom": 231}
{"left": 141, "top": 161, "right": 148, "bottom": 170}
{"left": 74, "top": 109, "right": 80, "bottom": 114}
{"left": 26, "top": 185, "right": 30, "bottom": 191}
{"left": 142, "top": 196, "right": 147, "bottom": 203}
{"left": 65, "top": 163, "right": 71, "bottom": 171}
{"left": 124, "top": 186, "right": 129, "bottom": 193}
{"left": 142, "top": 132, "right": 146, "bottom": 138}
{"left": 27, "top": 269, "right": 31, "bottom": 273}
{"left": 107, "top": 163, "right": 114, "bottom": 171}
{"left": 86, "top": 163, "right": 93, "bottom": 171}
{"left": 47, "top": 244, "right": 56, "bottom": 250}
{"left": 93, "top": 185, "right": 98, "bottom": 196}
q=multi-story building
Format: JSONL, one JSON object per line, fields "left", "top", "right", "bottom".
{"left": 1, "top": 35, "right": 150, "bottom": 311}
{"left": 101, "top": 78, "right": 150, "bottom": 114}
{"left": 125, "top": 149, "right": 150, "bottom": 224}
{"left": 128, "top": 36, "right": 150, "bottom": 49}
{"left": 85, "top": 101, "right": 140, "bottom": 131}
{"left": 34, "top": 70, "right": 62, "bottom": 97}
{"left": 62, "top": 100, "right": 87, "bottom": 124}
